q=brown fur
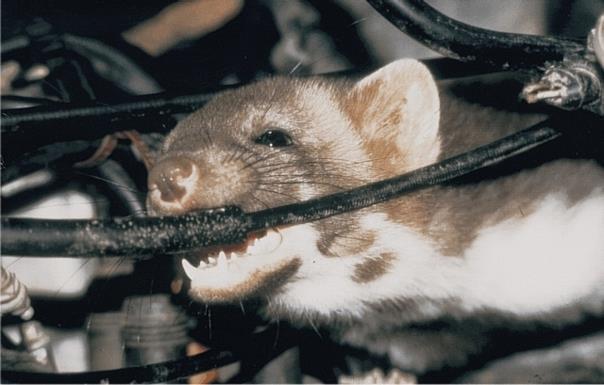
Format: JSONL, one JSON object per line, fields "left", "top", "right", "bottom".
{"left": 345, "top": 79, "right": 408, "bottom": 177}
{"left": 188, "top": 258, "right": 302, "bottom": 303}
{"left": 345, "top": 79, "right": 383, "bottom": 130}
{"left": 316, "top": 217, "right": 376, "bottom": 257}
{"left": 337, "top": 73, "right": 601, "bottom": 256}
{"left": 353, "top": 252, "right": 396, "bottom": 284}
{"left": 426, "top": 160, "right": 602, "bottom": 255}
{"left": 342, "top": 75, "right": 548, "bottom": 256}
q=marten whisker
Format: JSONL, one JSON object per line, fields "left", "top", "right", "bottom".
{"left": 257, "top": 180, "right": 350, "bottom": 191}
{"left": 75, "top": 171, "right": 147, "bottom": 195}
{"left": 248, "top": 192, "right": 271, "bottom": 210}
{"left": 252, "top": 187, "right": 300, "bottom": 201}
{"left": 53, "top": 258, "right": 94, "bottom": 298}
{"left": 239, "top": 151, "right": 283, "bottom": 171}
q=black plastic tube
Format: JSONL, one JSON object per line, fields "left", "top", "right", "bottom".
{"left": 366, "top": 0, "right": 584, "bottom": 70}
{"left": 1, "top": 119, "right": 562, "bottom": 257}
{"left": 0, "top": 95, "right": 203, "bottom": 165}
{"left": 1, "top": 95, "right": 67, "bottom": 106}
{"left": 0, "top": 88, "right": 229, "bottom": 133}
{"left": 0, "top": 319, "right": 298, "bottom": 384}
{"left": 0, "top": 58, "right": 494, "bottom": 142}
{"left": 97, "top": 160, "right": 147, "bottom": 217}
{"left": 1, "top": 207, "right": 249, "bottom": 257}
{"left": 1, "top": 140, "right": 101, "bottom": 184}
{"left": 0, "top": 346, "right": 237, "bottom": 384}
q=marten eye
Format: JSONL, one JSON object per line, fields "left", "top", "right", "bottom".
{"left": 254, "top": 129, "right": 293, "bottom": 147}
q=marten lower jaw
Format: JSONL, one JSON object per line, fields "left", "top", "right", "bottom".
{"left": 181, "top": 227, "right": 303, "bottom": 302}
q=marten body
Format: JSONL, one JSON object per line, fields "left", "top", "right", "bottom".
{"left": 147, "top": 60, "right": 604, "bottom": 373}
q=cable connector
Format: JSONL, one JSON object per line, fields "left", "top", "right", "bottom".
{"left": 522, "top": 14, "right": 604, "bottom": 116}
{"left": 522, "top": 64, "right": 602, "bottom": 112}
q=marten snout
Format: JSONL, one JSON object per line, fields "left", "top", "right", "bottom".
{"left": 147, "top": 149, "right": 256, "bottom": 215}
{"left": 148, "top": 156, "right": 195, "bottom": 204}
{"left": 147, "top": 156, "right": 199, "bottom": 214}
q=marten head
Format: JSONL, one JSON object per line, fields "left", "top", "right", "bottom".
{"left": 147, "top": 59, "right": 441, "bottom": 314}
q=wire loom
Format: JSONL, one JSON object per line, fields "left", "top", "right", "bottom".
{"left": 2, "top": 0, "right": 603, "bottom": 383}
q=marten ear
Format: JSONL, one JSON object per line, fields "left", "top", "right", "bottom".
{"left": 347, "top": 59, "right": 440, "bottom": 175}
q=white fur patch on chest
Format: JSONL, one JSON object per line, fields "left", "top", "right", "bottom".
{"left": 462, "top": 191, "right": 604, "bottom": 316}
{"left": 269, "top": 214, "right": 456, "bottom": 321}
{"left": 270, "top": 191, "right": 604, "bottom": 325}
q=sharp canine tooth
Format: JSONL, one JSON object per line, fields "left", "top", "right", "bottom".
{"left": 217, "top": 253, "right": 227, "bottom": 272}
{"left": 181, "top": 259, "right": 198, "bottom": 280}
{"left": 250, "top": 230, "right": 278, "bottom": 255}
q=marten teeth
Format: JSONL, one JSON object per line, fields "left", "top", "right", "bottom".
{"left": 182, "top": 229, "right": 284, "bottom": 281}
{"left": 182, "top": 259, "right": 200, "bottom": 280}
{"left": 248, "top": 229, "right": 282, "bottom": 255}
{"left": 218, "top": 252, "right": 227, "bottom": 265}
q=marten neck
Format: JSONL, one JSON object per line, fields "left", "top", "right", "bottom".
{"left": 437, "top": 75, "right": 546, "bottom": 159}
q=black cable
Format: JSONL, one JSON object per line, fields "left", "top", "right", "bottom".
{"left": 1, "top": 119, "right": 562, "bottom": 257}
{"left": 1, "top": 140, "right": 101, "bottom": 184}
{"left": 0, "top": 95, "right": 198, "bottom": 165}
{"left": 0, "top": 58, "right": 494, "bottom": 179}
{"left": 366, "top": 0, "right": 585, "bottom": 70}
{"left": 0, "top": 321, "right": 298, "bottom": 384}
{"left": 0, "top": 89, "right": 226, "bottom": 133}
{"left": 1, "top": 206, "right": 249, "bottom": 257}
{"left": 1, "top": 57, "right": 500, "bottom": 140}
{"left": 1, "top": 95, "right": 66, "bottom": 106}
{"left": 96, "top": 160, "right": 147, "bottom": 217}
{"left": 1, "top": 348, "right": 237, "bottom": 384}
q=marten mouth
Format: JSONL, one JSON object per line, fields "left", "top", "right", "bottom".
{"left": 180, "top": 227, "right": 291, "bottom": 295}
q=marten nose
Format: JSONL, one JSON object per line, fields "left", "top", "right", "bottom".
{"left": 148, "top": 157, "right": 197, "bottom": 207}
